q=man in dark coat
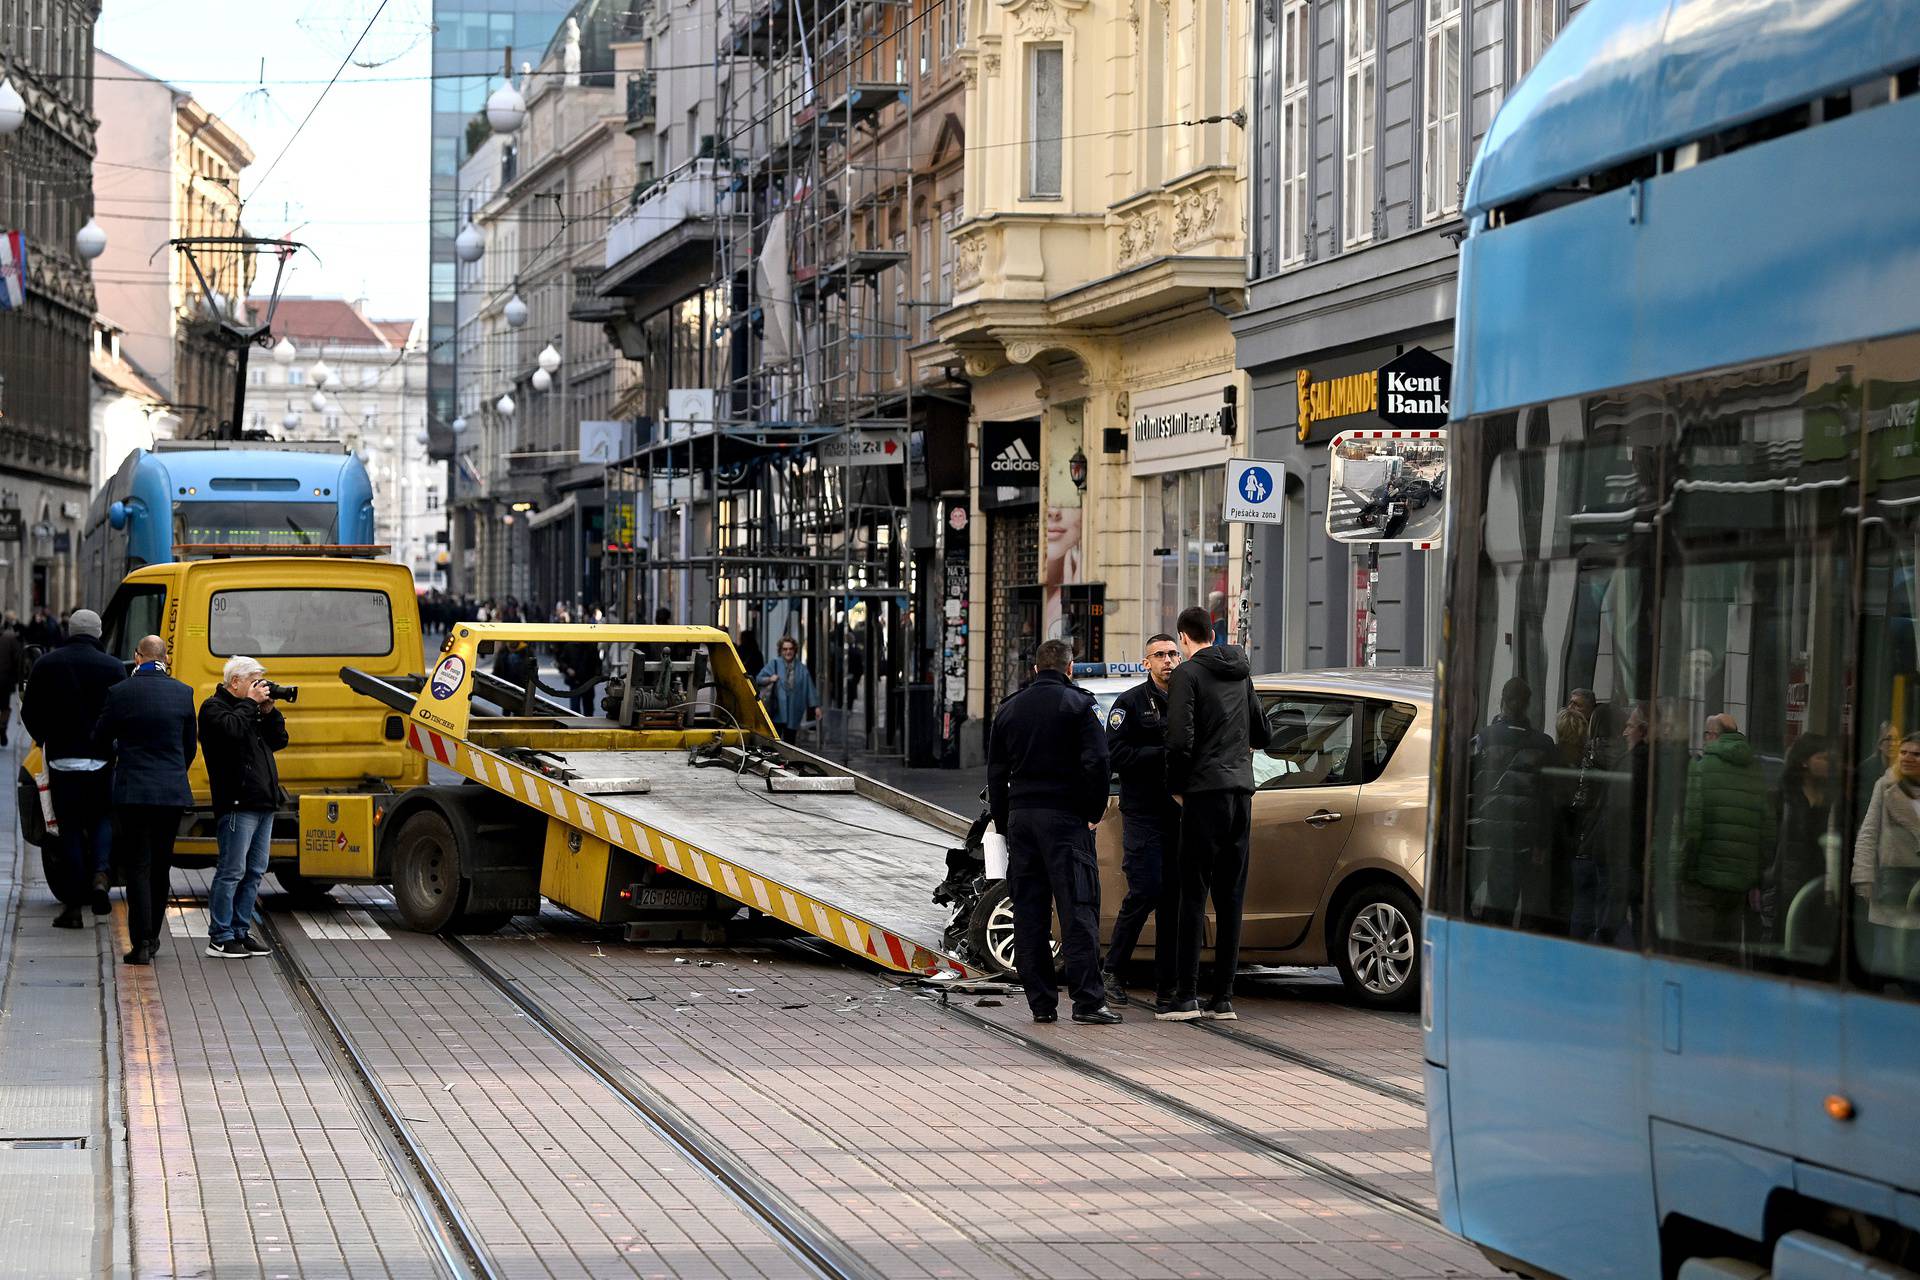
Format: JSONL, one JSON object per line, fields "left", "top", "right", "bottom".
{"left": 20, "top": 609, "right": 125, "bottom": 926}
{"left": 987, "top": 638, "right": 1121, "bottom": 1025}
{"left": 199, "top": 655, "right": 289, "bottom": 958}
{"left": 1678, "top": 712, "right": 1771, "bottom": 948}
{"left": 93, "top": 635, "right": 197, "bottom": 965}
{"left": 1101, "top": 632, "right": 1183, "bottom": 1011}
{"left": 1159, "top": 606, "right": 1271, "bottom": 1022}
{"left": 0, "top": 610, "right": 23, "bottom": 747}
{"left": 1465, "top": 677, "right": 1558, "bottom": 929}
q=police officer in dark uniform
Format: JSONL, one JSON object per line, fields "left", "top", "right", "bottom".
{"left": 987, "top": 638, "right": 1121, "bottom": 1025}
{"left": 1101, "top": 633, "right": 1182, "bottom": 1010}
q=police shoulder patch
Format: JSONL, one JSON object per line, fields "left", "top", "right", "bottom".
{"left": 1108, "top": 707, "right": 1126, "bottom": 730}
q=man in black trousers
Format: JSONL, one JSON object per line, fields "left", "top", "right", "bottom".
{"left": 987, "top": 638, "right": 1121, "bottom": 1025}
{"left": 21, "top": 608, "right": 123, "bottom": 926}
{"left": 1159, "top": 605, "right": 1270, "bottom": 1022}
{"left": 93, "top": 635, "right": 197, "bottom": 965}
{"left": 1101, "top": 632, "right": 1183, "bottom": 1011}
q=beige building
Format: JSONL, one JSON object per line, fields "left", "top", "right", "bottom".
{"left": 91, "top": 49, "right": 255, "bottom": 439}
{"left": 929, "top": 0, "right": 1249, "bottom": 738}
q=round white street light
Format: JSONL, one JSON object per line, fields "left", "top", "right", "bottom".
{"left": 537, "top": 342, "right": 561, "bottom": 375}
{"left": 282, "top": 410, "right": 300, "bottom": 431}
{"left": 0, "top": 79, "right": 25, "bottom": 137}
{"left": 310, "top": 390, "right": 327, "bottom": 413}
{"left": 74, "top": 219, "right": 107, "bottom": 260}
{"left": 415, "top": 429, "right": 430, "bottom": 445}
{"left": 486, "top": 76, "right": 527, "bottom": 134}
{"left": 531, "top": 367, "right": 552, "bottom": 393}
{"left": 504, "top": 293, "right": 528, "bottom": 328}
{"left": 309, "top": 360, "right": 330, "bottom": 386}
{"left": 272, "top": 336, "right": 297, "bottom": 365}
{"left": 454, "top": 221, "right": 485, "bottom": 263}
{"left": 451, "top": 415, "right": 468, "bottom": 434}
{"left": 496, "top": 393, "right": 516, "bottom": 417}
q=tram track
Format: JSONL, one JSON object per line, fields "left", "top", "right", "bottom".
{"left": 263, "top": 904, "right": 881, "bottom": 1280}
{"left": 1195, "top": 1020, "right": 1426, "bottom": 1108}
{"left": 258, "top": 911, "right": 503, "bottom": 1280}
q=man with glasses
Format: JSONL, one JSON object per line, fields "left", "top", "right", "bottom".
{"left": 1101, "top": 633, "right": 1182, "bottom": 1011}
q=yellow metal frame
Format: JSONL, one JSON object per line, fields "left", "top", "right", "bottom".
{"left": 411, "top": 623, "right": 778, "bottom": 741}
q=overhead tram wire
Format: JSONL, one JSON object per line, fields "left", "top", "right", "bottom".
{"left": 247, "top": 0, "right": 395, "bottom": 203}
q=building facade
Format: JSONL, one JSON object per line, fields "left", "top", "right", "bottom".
{"left": 427, "top": 0, "right": 576, "bottom": 493}
{"left": 246, "top": 299, "right": 440, "bottom": 586}
{"left": 92, "top": 49, "right": 254, "bottom": 441}
{"left": 0, "top": 0, "right": 100, "bottom": 617}
{"left": 1233, "top": 0, "right": 1584, "bottom": 670}
{"left": 454, "top": 2, "right": 635, "bottom": 610}
{"left": 928, "top": 0, "right": 1249, "bottom": 760}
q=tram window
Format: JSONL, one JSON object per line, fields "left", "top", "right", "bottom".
{"left": 1450, "top": 396, "right": 1655, "bottom": 946}
{"left": 1647, "top": 356, "right": 1848, "bottom": 974}
{"left": 1852, "top": 336, "right": 1920, "bottom": 1000}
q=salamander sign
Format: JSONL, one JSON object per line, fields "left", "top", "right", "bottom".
{"left": 1295, "top": 347, "right": 1453, "bottom": 441}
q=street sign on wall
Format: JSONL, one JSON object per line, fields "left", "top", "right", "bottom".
{"left": 818, "top": 429, "right": 907, "bottom": 466}
{"left": 1223, "top": 459, "right": 1285, "bottom": 524}
{"left": 0, "top": 508, "right": 21, "bottom": 542}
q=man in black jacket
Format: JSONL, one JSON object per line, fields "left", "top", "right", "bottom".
{"left": 20, "top": 609, "right": 125, "bottom": 926}
{"left": 93, "top": 635, "right": 197, "bottom": 965}
{"left": 1101, "top": 633, "right": 1182, "bottom": 1010}
{"left": 199, "top": 655, "right": 289, "bottom": 959}
{"left": 0, "top": 610, "right": 23, "bottom": 747}
{"left": 1158, "top": 606, "right": 1271, "bottom": 1022}
{"left": 987, "top": 639, "right": 1121, "bottom": 1025}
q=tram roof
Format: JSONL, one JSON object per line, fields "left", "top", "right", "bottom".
{"left": 1465, "top": 0, "right": 1920, "bottom": 217}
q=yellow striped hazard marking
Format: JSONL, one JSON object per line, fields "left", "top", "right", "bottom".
{"left": 403, "top": 721, "right": 971, "bottom": 978}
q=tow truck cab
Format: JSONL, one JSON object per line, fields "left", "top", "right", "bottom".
{"left": 15, "top": 557, "right": 428, "bottom": 896}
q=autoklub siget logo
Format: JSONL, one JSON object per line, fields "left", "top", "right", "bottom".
{"left": 429, "top": 654, "right": 467, "bottom": 700}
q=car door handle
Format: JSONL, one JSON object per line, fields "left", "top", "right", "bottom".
{"left": 1303, "top": 810, "right": 1343, "bottom": 827}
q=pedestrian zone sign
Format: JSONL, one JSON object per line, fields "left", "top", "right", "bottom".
{"left": 1224, "top": 459, "right": 1285, "bottom": 524}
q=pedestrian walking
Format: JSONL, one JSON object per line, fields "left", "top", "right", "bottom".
{"left": 757, "top": 636, "right": 820, "bottom": 739}
{"left": 1158, "top": 606, "right": 1270, "bottom": 1022}
{"left": 199, "top": 656, "right": 289, "bottom": 959}
{"left": 19, "top": 609, "right": 125, "bottom": 926}
{"left": 986, "top": 638, "right": 1121, "bottom": 1025}
{"left": 1101, "top": 632, "right": 1183, "bottom": 1011}
{"left": 0, "top": 610, "right": 24, "bottom": 746}
{"left": 557, "top": 636, "right": 603, "bottom": 715}
{"left": 92, "top": 636, "right": 196, "bottom": 966}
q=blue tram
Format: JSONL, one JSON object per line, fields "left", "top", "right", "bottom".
{"left": 1427, "top": 1, "right": 1920, "bottom": 1276}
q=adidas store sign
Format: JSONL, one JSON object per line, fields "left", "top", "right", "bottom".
{"left": 981, "top": 419, "right": 1044, "bottom": 487}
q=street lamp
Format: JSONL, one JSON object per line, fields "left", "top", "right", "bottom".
{"left": 310, "top": 390, "right": 327, "bottom": 413}
{"left": 1069, "top": 446, "right": 1089, "bottom": 491}
{"left": 487, "top": 63, "right": 529, "bottom": 134}
{"left": 272, "top": 336, "right": 297, "bottom": 365}
{"left": 537, "top": 343, "right": 561, "bottom": 374}
{"left": 454, "top": 221, "right": 485, "bottom": 263}
{"left": 504, "top": 293, "right": 528, "bottom": 328}
{"left": 497, "top": 393, "right": 516, "bottom": 417}
{"left": 75, "top": 219, "right": 107, "bottom": 260}
{"left": 309, "top": 359, "right": 330, "bottom": 386}
{"left": 531, "top": 368, "right": 551, "bottom": 393}
{"left": 451, "top": 415, "right": 468, "bottom": 435}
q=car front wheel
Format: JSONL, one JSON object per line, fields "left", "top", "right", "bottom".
{"left": 1333, "top": 883, "right": 1420, "bottom": 1010}
{"left": 965, "top": 880, "right": 1061, "bottom": 978}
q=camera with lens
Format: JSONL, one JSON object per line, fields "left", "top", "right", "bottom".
{"left": 263, "top": 681, "right": 299, "bottom": 704}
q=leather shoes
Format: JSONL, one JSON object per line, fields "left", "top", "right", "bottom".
{"left": 52, "top": 906, "right": 85, "bottom": 929}
{"left": 1072, "top": 1006, "right": 1123, "bottom": 1025}
{"left": 123, "top": 945, "right": 150, "bottom": 966}
{"left": 1032, "top": 1011, "right": 1058, "bottom": 1023}
{"left": 1101, "top": 971, "right": 1130, "bottom": 1006}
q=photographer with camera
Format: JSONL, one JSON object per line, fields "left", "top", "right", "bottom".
{"left": 198, "top": 656, "right": 290, "bottom": 959}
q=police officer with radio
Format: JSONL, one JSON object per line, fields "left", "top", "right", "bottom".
{"left": 987, "top": 639, "right": 1121, "bottom": 1025}
{"left": 1101, "top": 633, "right": 1182, "bottom": 1011}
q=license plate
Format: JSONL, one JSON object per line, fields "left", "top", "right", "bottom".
{"left": 637, "top": 887, "right": 709, "bottom": 912}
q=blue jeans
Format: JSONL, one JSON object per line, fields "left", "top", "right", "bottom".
{"left": 209, "top": 810, "right": 273, "bottom": 943}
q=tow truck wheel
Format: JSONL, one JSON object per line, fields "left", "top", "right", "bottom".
{"left": 391, "top": 809, "right": 470, "bottom": 933}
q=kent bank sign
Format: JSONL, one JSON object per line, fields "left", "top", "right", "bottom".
{"left": 1297, "top": 347, "right": 1452, "bottom": 441}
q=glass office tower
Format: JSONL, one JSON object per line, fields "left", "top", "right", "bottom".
{"left": 427, "top": 1, "right": 573, "bottom": 456}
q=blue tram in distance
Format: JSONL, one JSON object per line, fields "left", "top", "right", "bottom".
{"left": 1428, "top": 0, "right": 1920, "bottom": 1277}
{"left": 80, "top": 441, "right": 375, "bottom": 608}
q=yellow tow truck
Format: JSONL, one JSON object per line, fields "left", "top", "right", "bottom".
{"left": 15, "top": 553, "right": 428, "bottom": 904}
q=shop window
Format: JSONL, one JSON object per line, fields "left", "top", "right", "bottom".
{"left": 1147, "top": 468, "right": 1231, "bottom": 639}
{"left": 1027, "top": 45, "right": 1064, "bottom": 199}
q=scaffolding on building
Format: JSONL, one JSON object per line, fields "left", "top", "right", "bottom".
{"left": 603, "top": 0, "right": 921, "bottom": 758}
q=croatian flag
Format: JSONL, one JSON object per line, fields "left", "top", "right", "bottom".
{"left": 0, "top": 232, "right": 25, "bottom": 311}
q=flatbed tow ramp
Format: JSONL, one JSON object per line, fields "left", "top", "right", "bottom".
{"left": 323, "top": 624, "right": 979, "bottom": 978}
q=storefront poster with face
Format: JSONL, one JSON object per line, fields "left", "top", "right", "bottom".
{"left": 1043, "top": 505, "right": 1083, "bottom": 641}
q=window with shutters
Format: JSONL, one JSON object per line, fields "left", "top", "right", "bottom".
{"left": 1278, "top": 0, "right": 1309, "bottom": 265}
{"left": 1342, "top": 0, "right": 1376, "bottom": 247}
{"left": 1423, "top": 0, "right": 1462, "bottom": 221}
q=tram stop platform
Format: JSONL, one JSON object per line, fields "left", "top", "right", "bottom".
{"left": 0, "top": 730, "right": 1489, "bottom": 1280}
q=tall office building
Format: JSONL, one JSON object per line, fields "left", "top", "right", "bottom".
{"left": 426, "top": 2, "right": 574, "bottom": 471}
